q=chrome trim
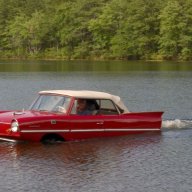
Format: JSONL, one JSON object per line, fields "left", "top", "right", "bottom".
{"left": 71, "top": 129, "right": 105, "bottom": 132}
{"left": 20, "top": 128, "right": 160, "bottom": 133}
{"left": 21, "top": 129, "right": 70, "bottom": 133}
{"left": 0, "top": 137, "right": 17, "bottom": 142}
{"left": 72, "top": 128, "right": 160, "bottom": 132}
{"left": 13, "top": 111, "right": 25, "bottom": 115}
{"left": 0, "top": 122, "right": 10, "bottom": 125}
{"left": 105, "top": 128, "right": 160, "bottom": 131}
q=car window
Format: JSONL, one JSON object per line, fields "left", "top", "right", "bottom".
{"left": 70, "top": 99, "right": 99, "bottom": 115}
{"left": 30, "top": 95, "right": 71, "bottom": 113}
{"left": 98, "top": 99, "right": 119, "bottom": 115}
{"left": 70, "top": 98, "right": 119, "bottom": 115}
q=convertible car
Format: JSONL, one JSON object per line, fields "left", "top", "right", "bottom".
{"left": 0, "top": 90, "right": 163, "bottom": 142}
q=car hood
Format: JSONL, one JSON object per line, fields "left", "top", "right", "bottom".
{"left": 0, "top": 110, "right": 62, "bottom": 124}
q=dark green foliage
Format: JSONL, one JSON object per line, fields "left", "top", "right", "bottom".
{"left": 0, "top": 0, "right": 192, "bottom": 60}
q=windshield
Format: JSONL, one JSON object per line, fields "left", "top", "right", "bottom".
{"left": 29, "top": 94, "right": 71, "bottom": 113}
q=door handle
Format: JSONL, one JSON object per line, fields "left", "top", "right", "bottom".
{"left": 96, "top": 122, "right": 103, "bottom": 125}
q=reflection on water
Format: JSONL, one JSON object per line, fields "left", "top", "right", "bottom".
{"left": 0, "top": 60, "right": 192, "bottom": 72}
{"left": 0, "top": 131, "right": 192, "bottom": 192}
{"left": 0, "top": 134, "right": 162, "bottom": 192}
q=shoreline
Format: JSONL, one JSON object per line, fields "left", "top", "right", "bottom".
{"left": 0, "top": 56, "right": 190, "bottom": 63}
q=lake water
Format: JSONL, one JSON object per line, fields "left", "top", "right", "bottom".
{"left": 0, "top": 60, "right": 192, "bottom": 192}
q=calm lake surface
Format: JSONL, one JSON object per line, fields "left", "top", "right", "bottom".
{"left": 0, "top": 60, "right": 192, "bottom": 192}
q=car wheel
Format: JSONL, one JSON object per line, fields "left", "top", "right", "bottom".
{"left": 41, "top": 134, "right": 64, "bottom": 144}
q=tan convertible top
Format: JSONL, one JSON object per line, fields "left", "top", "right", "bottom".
{"left": 39, "top": 90, "right": 129, "bottom": 113}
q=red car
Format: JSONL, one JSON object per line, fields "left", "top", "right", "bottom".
{"left": 0, "top": 90, "right": 163, "bottom": 142}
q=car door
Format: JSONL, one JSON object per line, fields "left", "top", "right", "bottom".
{"left": 68, "top": 98, "right": 105, "bottom": 140}
{"left": 96, "top": 99, "right": 134, "bottom": 137}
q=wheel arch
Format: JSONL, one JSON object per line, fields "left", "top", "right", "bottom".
{"left": 41, "top": 133, "right": 65, "bottom": 143}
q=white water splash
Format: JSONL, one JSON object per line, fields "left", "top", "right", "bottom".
{"left": 162, "top": 119, "right": 192, "bottom": 129}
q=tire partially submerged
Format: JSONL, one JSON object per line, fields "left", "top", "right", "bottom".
{"left": 41, "top": 134, "right": 64, "bottom": 144}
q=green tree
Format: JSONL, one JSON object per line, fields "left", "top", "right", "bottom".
{"left": 6, "top": 13, "right": 29, "bottom": 55}
{"left": 53, "top": 0, "right": 107, "bottom": 59}
{"left": 178, "top": 0, "right": 192, "bottom": 60}
{"left": 110, "top": 0, "right": 163, "bottom": 59}
{"left": 159, "top": 0, "right": 186, "bottom": 59}
{"left": 88, "top": 0, "right": 123, "bottom": 57}
{"left": 7, "top": 11, "right": 50, "bottom": 56}
{"left": 1, "top": 0, "right": 192, "bottom": 60}
{"left": 25, "top": 11, "right": 50, "bottom": 55}
{"left": 0, "top": 0, "right": 20, "bottom": 49}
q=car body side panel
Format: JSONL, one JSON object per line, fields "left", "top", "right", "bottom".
{"left": 64, "top": 115, "right": 104, "bottom": 140}
{"left": 102, "top": 112, "right": 163, "bottom": 137}
{"left": 19, "top": 117, "right": 71, "bottom": 142}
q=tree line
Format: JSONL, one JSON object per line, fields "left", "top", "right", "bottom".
{"left": 0, "top": 0, "right": 192, "bottom": 60}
